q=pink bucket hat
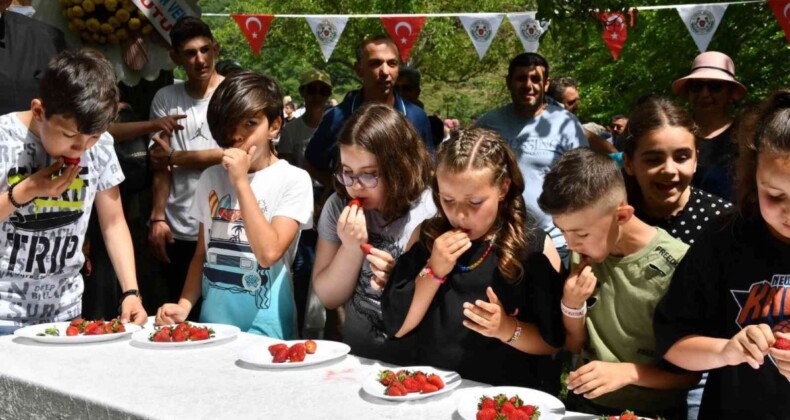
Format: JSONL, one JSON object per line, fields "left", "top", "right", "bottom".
{"left": 672, "top": 51, "right": 747, "bottom": 101}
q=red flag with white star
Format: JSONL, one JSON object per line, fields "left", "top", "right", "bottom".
{"left": 599, "top": 12, "right": 628, "bottom": 60}
{"left": 380, "top": 17, "right": 426, "bottom": 63}
{"left": 768, "top": 0, "right": 790, "bottom": 43}
{"left": 232, "top": 14, "right": 275, "bottom": 55}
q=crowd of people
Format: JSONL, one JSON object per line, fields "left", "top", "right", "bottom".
{"left": 1, "top": 7, "right": 790, "bottom": 420}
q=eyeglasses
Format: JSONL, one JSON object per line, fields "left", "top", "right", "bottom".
{"left": 687, "top": 80, "right": 726, "bottom": 94}
{"left": 305, "top": 84, "right": 332, "bottom": 97}
{"left": 335, "top": 172, "right": 379, "bottom": 188}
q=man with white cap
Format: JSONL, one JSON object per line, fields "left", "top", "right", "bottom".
{"left": 672, "top": 51, "right": 747, "bottom": 201}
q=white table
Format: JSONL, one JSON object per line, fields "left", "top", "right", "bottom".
{"left": 0, "top": 327, "right": 596, "bottom": 419}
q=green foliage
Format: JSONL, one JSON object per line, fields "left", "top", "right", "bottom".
{"left": 198, "top": 0, "right": 789, "bottom": 124}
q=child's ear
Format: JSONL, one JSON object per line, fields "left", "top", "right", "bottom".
{"left": 615, "top": 202, "right": 635, "bottom": 225}
{"left": 498, "top": 178, "right": 511, "bottom": 201}
{"left": 31, "top": 99, "right": 45, "bottom": 122}
{"left": 268, "top": 116, "right": 283, "bottom": 138}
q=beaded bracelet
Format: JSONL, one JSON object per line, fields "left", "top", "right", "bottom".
{"left": 8, "top": 183, "right": 33, "bottom": 208}
{"left": 419, "top": 266, "right": 447, "bottom": 284}
{"left": 560, "top": 301, "right": 587, "bottom": 318}
{"left": 504, "top": 320, "right": 522, "bottom": 346}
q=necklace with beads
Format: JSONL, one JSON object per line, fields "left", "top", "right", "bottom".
{"left": 456, "top": 234, "right": 496, "bottom": 273}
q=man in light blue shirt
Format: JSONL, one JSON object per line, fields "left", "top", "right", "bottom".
{"left": 476, "top": 53, "right": 588, "bottom": 267}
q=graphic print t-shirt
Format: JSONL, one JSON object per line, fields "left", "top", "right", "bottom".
{"left": 191, "top": 160, "right": 313, "bottom": 339}
{"left": 0, "top": 113, "right": 124, "bottom": 326}
{"left": 654, "top": 215, "right": 790, "bottom": 419}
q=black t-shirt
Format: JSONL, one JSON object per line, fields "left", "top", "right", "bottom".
{"left": 635, "top": 188, "right": 733, "bottom": 245}
{"left": 382, "top": 227, "right": 565, "bottom": 392}
{"left": 0, "top": 11, "right": 68, "bottom": 115}
{"left": 693, "top": 126, "right": 736, "bottom": 201}
{"left": 654, "top": 215, "right": 790, "bottom": 419}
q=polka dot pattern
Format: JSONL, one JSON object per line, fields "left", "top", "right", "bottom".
{"left": 638, "top": 188, "right": 733, "bottom": 245}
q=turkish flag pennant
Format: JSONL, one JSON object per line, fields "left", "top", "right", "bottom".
{"left": 597, "top": 11, "right": 629, "bottom": 60}
{"left": 768, "top": 0, "right": 790, "bottom": 43}
{"left": 232, "top": 14, "right": 275, "bottom": 55}
{"left": 380, "top": 16, "right": 426, "bottom": 63}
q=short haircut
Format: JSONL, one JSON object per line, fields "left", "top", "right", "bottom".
{"left": 507, "top": 52, "right": 550, "bottom": 80}
{"left": 206, "top": 71, "right": 283, "bottom": 148}
{"left": 398, "top": 66, "right": 421, "bottom": 87}
{"left": 547, "top": 76, "right": 577, "bottom": 103}
{"left": 284, "top": 102, "right": 296, "bottom": 110}
{"left": 169, "top": 16, "right": 215, "bottom": 51}
{"left": 40, "top": 48, "right": 119, "bottom": 134}
{"left": 355, "top": 35, "right": 399, "bottom": 63}
{"left": 538, "top": 148, "right": 626, "bottom": 215}
{"left": 612, "top": 114, "right": 627, "bottom": 122}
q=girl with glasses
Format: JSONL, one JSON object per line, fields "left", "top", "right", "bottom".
{"left": 311, "top": 103, "right": 435, "bottom": 364}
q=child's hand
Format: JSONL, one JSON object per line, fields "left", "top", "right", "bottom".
{"left": 462, "top": 287, "right": 515, "bottom": 341}
{"left": 721, "top": 324, "right": 775, "bottom": 369}
{"left": 16, "top": 159, "right": 80, "bottom": 202}
{"left": 367, "top": 247, "right": 394, "bottom": 291}
{"left": 566, "top": 361, "right": 636, "bottom": 399}
{"left": 222, "top": 146, "right": 255, "bottom": 185}
{"left": 427, "top": 229, "right": 471, "bottom": 278}
{"left": 337, "top": 202, "right": 367, "bottom": 249}
{"left": 769, "top": 331, "right": 790, "bottom": 381}
{"left": 148, "top": 221, "right": 174, "bottom": 263}
{"left": 120, "top": 295, "right": 147, "bottom": 325}
{"left": 155, "top": 303, "right": 189, "bottom": 326}
{"left": 562, "top": 257, "right": 596, "bottom": 310}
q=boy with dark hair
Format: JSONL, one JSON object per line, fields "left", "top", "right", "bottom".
{"left": 0, "top": 49, "right": 147, "bottom": 333}
{"left": 538, "top": 148, "right": 696, "bottom": 419}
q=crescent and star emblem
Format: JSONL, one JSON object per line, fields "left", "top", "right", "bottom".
{"left": 246, "top": 17, "right": 262, "bottom": 39}
{"left": 394, "top": 21, "right": 413, "bottom": 45}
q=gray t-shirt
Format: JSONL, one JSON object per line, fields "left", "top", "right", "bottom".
{"left": 317, "top": 189, "right": 436, "bottom": 358}
{"left": 0, "top": 113, "right": 124, "bottom": 326}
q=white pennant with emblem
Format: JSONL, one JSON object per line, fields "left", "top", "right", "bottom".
{"left": 677, "top": 4, "right": 728, "bottom": 53}
{"left": 459, "top": 14, "right": 505, "bottom": 60}
{"left": 508, "top": 12, "right": 550, "bottom": 53}
{"left": 306, "top": 16, "right": 349, "bottom": 62}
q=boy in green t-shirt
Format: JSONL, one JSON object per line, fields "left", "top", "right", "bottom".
{"left": 538, "top": 148, "right": 698, "bottom": 419}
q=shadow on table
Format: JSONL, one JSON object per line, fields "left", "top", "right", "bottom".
{"left": 234, "top": 355, "right": 350, "bottom": 371}
{"left": 11, "top": 336, "right": 134, "bottom": 348}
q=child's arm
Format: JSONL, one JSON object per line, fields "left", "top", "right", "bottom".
{"left": 463, "top": 286, "right": 559, "bottom": 355}
{"left": 108, "top": 115, "right": 186, "bottom": 142}
{"left": 394, "top": 228, "right": 471, "bottom": 338}
{"left": 94, "top": 186, "right": 147, "bottom": 324}
{"left": 666, "top": 324, "right": 776, "bottom": 371}
{"left": 562, "top": 258, "right": 596, "bottom": 353}
{"left": 150, "top": 135, "right": 223, "bottom": 171}
{"left": 566, "top": 360, "right": 700, "bottom": 399}
{"left": 155, "top": 225, "right": 207, "bottom": 325}
{"left": 1, "top": 160, "right": 80, "bottom": 221}
{"left": 149, "top": 165, "right": 173, "bottom": 263}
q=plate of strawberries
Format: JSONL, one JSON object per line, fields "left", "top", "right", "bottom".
{"left": 13, "top": 318, "right": 142, "bottom": 344}
{"left": 361, "top": 366, "right": 462, "bottom": 401}
{"left": 131, "top": 322, "right": 240, "bottom": 347}
{"left": 455, "top": 387, "right": 565, "bottom": 420}
{"left": 238, "top": 337, "right": 351, "bottom": 368}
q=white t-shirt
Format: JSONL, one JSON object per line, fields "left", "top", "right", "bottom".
{"left": 150, "top": 83, "right": 219, "bottom": 241}
{"left": 0, "top": 113, "right": 124, "bottom": 326}
{"left": 278, "top": 116, "right": 317, "bottom": 169}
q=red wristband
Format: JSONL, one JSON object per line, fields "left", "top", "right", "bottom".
{"left": 420, "top": 266, "right": 447, "bottom": 284}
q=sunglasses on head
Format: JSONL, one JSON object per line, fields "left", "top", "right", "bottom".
{"left": 687, "top": 80, "right": 726, "bottom": 94}
{"left": 305, "top": 84, "right": 332, "bottom": 96}
{"left": 335, "top": 171, "right": 379, "bottom": 188}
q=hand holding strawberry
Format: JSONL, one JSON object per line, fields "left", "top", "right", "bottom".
{"left": 563, "top": 257, "right": 596, "bottom": 310}
{"left": 462, "top": 287, "right": 516, "bottom": 342}
{"left": 566, "top": 361, "right": 637, "bottom": 399}
{"left": 769, "top": 331, "right": 790, "bottom": 381}
{"left": 721, "top": 323, "right": 774, "bottom": 369}
{"left": 337, "top": 201, "right": 368, "bottom": 250}
{"left": 12, "top": 159, "right": 81, "bottom": 204}
{"left": 427, "top": 229, "right": 471, "bottom": 278}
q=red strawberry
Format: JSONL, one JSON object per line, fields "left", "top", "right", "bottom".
{"left": 507, "top": 411, "right": 529, "bottom": 420}
{"left": 390, "top": 380, "right": 407, "bottom": 394}
{"left": 288, "top": 343, "right": 306, "bottom": 362}
{"left": 413, "top": 371, "right": 428, "bottom": 386}
{"left": 360, "top": 243, "right": 373, "bottom": 255}
{"left": 476, "top": 408, "right": 499, "bottom": 420}
{"left": 110, "top": 319, "right": 125, "bottom": 333}
{"left": 172, "top": 328, "right": 187, "bottom": 342}
{"left": 152, "top": 328, "right": 171, "bottom": 342}
{"left": 104, "top": 323, "right": 115, "bottom": 334}
{"left": 63, "top": 156, "right": 80, "bottom": 166}
{"left": 426, "top": 374, "right": 445, "bottom": 389}
{"left": 348, "top": 198, "right": 362, "bottom": 208}
{"left": 619, "top": 412, "right": 638, "bottom": 420}
{"left": 272, "top": 348, "right": 289, "bottom": 363}
{"left": 175, "top": 322, "right": 190, "bottom": 333}
{"left": 305, "top": 339, "right": 317, "bottom": 354}
{"left": 378, "top": 370, "right": 396, "bottom": 386}
{"left": 401, "top": 376, "right": 420, "bottom": 393}
{"left": 774, "top": 337, "right": 790, "bottom": 350}
{"left": 69, "top": 318, "right": 85, "bottom": 327}
{"left": 420, "top": 383, "right": 439, "bottom": 393}
{"left": 190, "top": 327, "right": 210, "bottom": 341}
{"left": 66, "top": 326, "right": 79, "bottom": 336}
{"left": 385, "top": 385, "right": 405, "bottom": 396}
{"left": 500, "top": 402, "right": 516, "bottom": 415}
{"left": 479, "top": 397, "right": 497, "bottom": 411}
{"left": 519, "top": 405, "right": 537, "bottom": 416}
{"left": 84, "top": 322, "right": 103, "bottom": 335}
{"left": 269, "top": 343, "right": 288, "bottom": 356}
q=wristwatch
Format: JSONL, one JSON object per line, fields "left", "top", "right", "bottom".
{"left": 120, "top": 289, "right": 141, "bottom": 303}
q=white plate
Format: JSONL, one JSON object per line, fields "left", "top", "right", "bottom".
{"left": 130, "top": 323, "right": 240, "bottom": 347}
{"left": 238, "top": 338, "right": 351, "bottom": 368}
{"left": 13, "top": 321, "right": 142, "bottom": 344}
{"left": 361, "top": 365, "right": 462, "bottom": 401}
{"left": 456, "top": 386, "right": 565, "bottom": 420}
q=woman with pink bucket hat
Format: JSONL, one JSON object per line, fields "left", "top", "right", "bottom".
{"left": 672, "top": 51, "right": 747, "bottom": 202}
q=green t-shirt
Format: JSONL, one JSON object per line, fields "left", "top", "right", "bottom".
{"left": 572, "top": 228, "right": 689, "bottom": 412}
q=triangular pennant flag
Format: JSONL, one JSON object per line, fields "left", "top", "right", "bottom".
{"left": 306, "top": 16, "right": 349, "bottom": 62}
{"left": 508, "top": 12, "right": 549, "bottom": 53}
{"left": 677, "top": 4, "right": 728, "bottom": 53}
{"left": 458, "top": 14, "right": 505, "bottom": 60}
{"left": 597, "top": 12, "right": 629, "bottom": 60}
{"left": 231, "top": 14, "right": 274, "bottom": 55}
{"left": 380, "top": 16, "right": 427, "bottom": 63}
{"left": 768, "top": 0, "right": 790, "bottom": 43}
